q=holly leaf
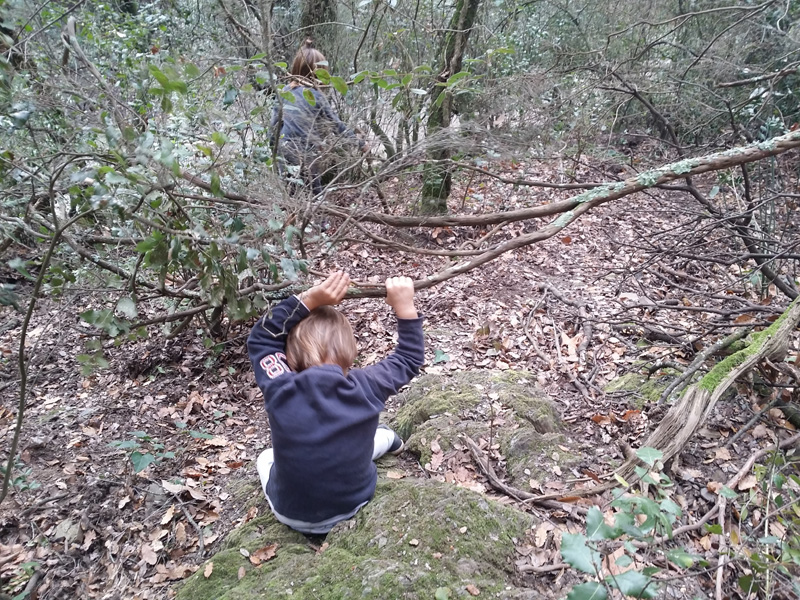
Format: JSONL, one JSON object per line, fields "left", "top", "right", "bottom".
{"left": 116, "top": 297, "right": 137, "bottom": 318}
{"left": 586, "top": 507, "right": 620, "bottom": 540}
{"left": 606, "top": 570, "right": 658, "bottom": 598}
{"left": 567, "top": 582, "right": 608, "bottom": 600}
{"left": 561, "top": 533, "right": 601, "bottom": 574}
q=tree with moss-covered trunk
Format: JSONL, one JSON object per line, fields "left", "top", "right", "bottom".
{"left": 420, "top": 0, "right": 482, "bottom": 215}
{"left": 300, "top": 0, "right": 337, "bottom": 66}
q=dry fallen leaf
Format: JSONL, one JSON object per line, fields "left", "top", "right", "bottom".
{"left": 466, "top": 584, "right": 481, "bottom": 596}
{"left": 249, "top": 544, "right": 278, "bottom": 566}
{"left": 203, "top": 562, "right": 213, "bottom": 578}
{"left": 386, "top": 470, "right": 405, "bottom": 480}
{"left": 738, "top": 475, "right": 757, "bottom": 491}
{"left": 205, "top": 436, "right": 229, "bottom": 447}
{"left": 409, "top": 539, "right": 419, "bottom": 547}
{"left": 707, "top": 481, "right": 723, "bottom": 494}
{"left": 238, "top": 566, "right": 246, "bottom": 580}
{"left": 534, "top": 522, "right": 552, "bottom": 548}
{"left": 82, "top": 529, "right": 97, "bottom": 551}
{"left": 161, "top": 505, "right": 176, "bottom": 525}
{"left": 714, "top": 447, "right": 732, "bottom": 461}
{"left": 141, "top": 543, "right": 158, "bottom": 566}
{"left": 175, "top": 522, "right": 187, "bottom": 546}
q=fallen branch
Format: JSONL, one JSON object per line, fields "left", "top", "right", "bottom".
{"left": 659, "top": 328, "right": 750, "bottom": 403}
{"left": 462, "top": 434, "right": 588, "bottom": 515}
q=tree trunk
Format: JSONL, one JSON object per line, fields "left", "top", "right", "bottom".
{"left": 420, "top": 0, "right": 481, "bottom": 215}
{"left": 300, "top": 0, "right": 338, "bottom": 68}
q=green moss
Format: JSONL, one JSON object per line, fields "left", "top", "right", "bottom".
{"left": 393, "top": 373, "right": 484, "bottom": 439}
{"left": 176, "top": 479, "right": 533, "bottom": 599}
{"left": 604, "top": 372, "right": 670, "bottom": 407}
{"left": 698, "top": 299, "right": 799, "bottom": 392}
{"left": 221, "top": 515, "right": 308, "bottom": 552}
{"left": 502, "top": 430, "right": 581, "bottom": 483}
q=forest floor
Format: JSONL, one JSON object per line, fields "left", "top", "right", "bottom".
{"left": 1, "top": 153, "right": 797, "bottom": 599}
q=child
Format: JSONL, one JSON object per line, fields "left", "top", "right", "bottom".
{"left": 247, "top": 271, "right": 423, "bottom": 534}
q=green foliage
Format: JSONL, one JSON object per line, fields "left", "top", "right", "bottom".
{"left": 0, "top": 459, "right": 41, "bottom": 493}
{"left": 109, "top": 431, "right": 176, "bottom": 474}
{"left": 560, "top": 448, "right": 682, "bottom": 598}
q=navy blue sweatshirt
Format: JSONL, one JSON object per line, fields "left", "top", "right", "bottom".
{"left": 271, "top": 86, "right": 359, "bottom": 151}
{"left": 247, "top": 296, "right": 424, "bottom": 523}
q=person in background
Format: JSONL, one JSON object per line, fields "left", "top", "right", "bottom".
{"left": 271, "top": 40, "right": 364, "bottom": 195}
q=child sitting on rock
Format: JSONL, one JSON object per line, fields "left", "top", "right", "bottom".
{"left": 248, "top": 271, "right": 424, "bottom": 534}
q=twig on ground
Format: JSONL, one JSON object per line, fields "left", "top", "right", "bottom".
{"left": 463, "top": 434, "right": 588, "bottom": 515}
{"left": 724, "top": 397, "right": 781, "bottom": 448}
{"left": 176, "top": 500, "right": 205, "bottom": 556}
{"left": 519, "top": 562, "right": 569, "bottom": 574}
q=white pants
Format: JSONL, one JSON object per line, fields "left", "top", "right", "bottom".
{"left": 255, "top": 426, "right": 398, "bottom": 535}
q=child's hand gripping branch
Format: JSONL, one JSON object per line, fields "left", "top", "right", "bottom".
{"left": 298, "top": 271, "right": 350, "bottom": 311}
{"left": 385, "top": 276, "right": 417, "bottom": 319}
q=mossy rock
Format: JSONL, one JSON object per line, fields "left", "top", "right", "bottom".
{"left": 393, "top": 371, "right": 580, "bottom": 487}
{"left": 175, "top": 478, "right": 537, "bottom": 599}
{"left": 604, "top": 372, "right": 671, "bottom": 407}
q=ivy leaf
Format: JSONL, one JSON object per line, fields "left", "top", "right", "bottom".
{"left": 705, "top": 523, "right": 723, "bottom": 535}
{"left": 302, "top": 88, "right": 316, "bottom": 106}
{"left": 434, "top": 588, "right": 451, "bottom": 600}
{"left": 130, "top": 451, "right": 156, "bottom": 473}
{"left": 223, "top": 87, "right": 238, "bottom": 106}
{"left": 116, "top": 297, "right": 137, "bottom": 319}
{"left": 586, "top": 506, "right": 619, "bottom": 540}
{"left": 8, "top": 257, "right": 33, "bottom": 281}
{"left": 561, "top": 533, "right": 601, "bottom": 574}
{"left": 433, "top": 349, "right": 450, "bottom": 364}
{"left": 566, "top": 582, "right": 608, "bottom": 600}
{"left": 605, "top": 570, "right": 658, "bottom": 599}
{"left": 635, "top": 447, "right": 663, "bottom": 467}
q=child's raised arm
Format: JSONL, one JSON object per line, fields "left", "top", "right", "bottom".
{"left": 351, "top": 276, "right": 423, "bottom": 402}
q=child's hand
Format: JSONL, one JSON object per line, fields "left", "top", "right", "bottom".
{"left": 300, "top": 271, "right": 350, "bottom": 311}
{"left": 385, "top": 276, "right": 417, "bottom": 319}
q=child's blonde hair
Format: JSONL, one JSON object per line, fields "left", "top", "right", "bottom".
{"left": 286, "top": 306, "right": 357, "bottom": 372}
